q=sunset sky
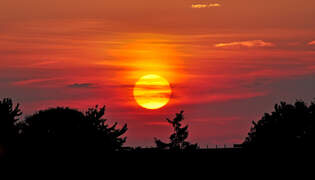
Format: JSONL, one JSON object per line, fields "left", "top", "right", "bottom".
{"left": 1, "top": 0, "right": 315, "bottom": 147}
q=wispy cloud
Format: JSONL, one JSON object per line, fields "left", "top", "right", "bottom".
{"left": 67, "top": 83, "right": 97, "bottom": 88}
{"left": 144, "top": 121, "right": 169, "bottom": 126}
{"left": 189, "top": 92, "right": 268, "bottom": 105}
{"left": 12, "top": 78, "right": 61, "bottom": 86}
{"left": 171, "top": 90, "right": 268, "bottom": 106}
{"left": 215, "top": 40, "right": 275, "bottom": 48}
{"left": 191, "top": 3, "right": 221, "bottom": 8}
{"left": 308, "top": 41, "right": 315, "bottom": 45}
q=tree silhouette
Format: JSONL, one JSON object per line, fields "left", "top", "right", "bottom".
{"left": 84, "top": 105, "right": 128, "bottom": 150}
{"left": 20, "top": 105, "right": 127, "bottom": 152}
{"left": 154, "top": 111, "right": 198, "bottom": 151}
{"left": 0, "top": 98, "right": 22, "bottom": 149}
{"left": 242, "top": 100, "right": 315, "bottom": 149}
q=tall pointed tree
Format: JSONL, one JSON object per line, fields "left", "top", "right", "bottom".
{"left": 0, "top": 98, "right": 22, "bottom": 148}
{"left": 84, "top": 105, "right": 128, "bottom": 150}
{"left": 155, "top": 111, "right": 198, "bottom": 151}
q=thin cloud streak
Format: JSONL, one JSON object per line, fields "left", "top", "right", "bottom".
{"left": 191, "top": 3, "right": 221, "bottom": 8}
{"left": 308, "top": 41, "right": 315, "bottom": 45}
{"left": 171, "top": 91, "right": 268, "bottom": 106}
{"left": 215, "top": 40, "right": 275, "bottom": 48}
{"left": 144, "top": 121, "right": 169, "bottom": 126}
{"left": 11, "top": 78, "right": 62, "bottom": 86}
{"left": 67, "top": 83, "right": 97, "bottom": 88}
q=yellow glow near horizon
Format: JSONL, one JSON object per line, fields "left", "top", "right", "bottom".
{"left": 133, "top": 74, "right": 172, "bottom": 110}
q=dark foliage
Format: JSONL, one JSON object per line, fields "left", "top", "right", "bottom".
{"left": 0, "top": 98, "right": 22, "bottom": 147}
{"left": 84, "top": 105, "right": 128, "bottom": 150}
{"left": 3, "top": 96, "right": 315, "bottom": 158}
{"left": 242, "top": 100, "right": 315, "bottom": 149}
{"left": 154, "top": 111, "right": 198, "bottom": 151}
{"left": 20, "top": 105, "right": 127, "bottom": 152}
{"left": 0, "top": 98, "right": 128, "bottom": 156}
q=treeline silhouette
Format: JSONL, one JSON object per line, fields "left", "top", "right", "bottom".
{"left": 0, "top": 98, "right": 128, "bottom": 158}
{"left": 1, "top": 97, "right": 315, "bottom": 159}
{"left": 242, "top": 100, "right": 315, "bottom": 150}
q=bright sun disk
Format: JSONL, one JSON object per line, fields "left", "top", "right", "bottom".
{"left": 133, "top": 74, "right": 172, "bottom": 110}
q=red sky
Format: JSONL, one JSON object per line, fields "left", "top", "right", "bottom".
{"left": 1, "top": 0, "right": 315, "bottom": 147}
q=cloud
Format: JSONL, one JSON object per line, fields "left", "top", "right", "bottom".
{"left": 144, "top": 121, "right": 169, "bottom": 126}
{"left": 308, "top": 41, "right": 315, "bottom": 45}
{"left": 191, "top": 3, "right": 221, "bottom": 8}
{"left": 67, "top": 83, "right": 97, "bottom": 88}
{"left": 171, "top": 90, "right": 268, "bottom": 106}
{"left": 214, "top": 40, "right": 275, "bottom": 48}
{"left": 11, "top": 78, "right": 60, "bottom": 86}
{"left": 191, "top": 91, "right": 268, "bottom": 105}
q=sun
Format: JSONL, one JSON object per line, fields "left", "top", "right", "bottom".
{"left": 133, "top": 74, "right": 172, "bottom": 110}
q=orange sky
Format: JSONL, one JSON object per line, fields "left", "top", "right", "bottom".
{"left": 1, "top": 0, "right": 315, "bottom": 147}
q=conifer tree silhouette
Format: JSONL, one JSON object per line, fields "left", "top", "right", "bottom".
{"left": 84, "top": 105, "right": 128, "bottom": 150}
{"left": 155, "top": 111, "right": 198, "bottom": 151}
{"left": 0, "top": 98, "right": 21, "bottom": 149}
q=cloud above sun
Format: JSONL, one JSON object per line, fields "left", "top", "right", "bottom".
{"left": 214, "top": 40, "right": 275, "bottom": 48}
{"left": 191, "top": 3, "right": 221, "bottom": 8}
{"left": 308, "top": 41, "right": 315, "bottom": 45}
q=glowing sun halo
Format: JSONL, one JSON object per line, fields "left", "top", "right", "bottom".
{"left": 133, "top": 74, "right": 172, "bottom": 109}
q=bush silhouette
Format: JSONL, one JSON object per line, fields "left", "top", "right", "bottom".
{"left": 242, "top": 100, "right": 315, "bottom": 149}
{"left": 20, "top": 105, "right": 127, "bottom": 152}
{"left": 154, "top": 111, "right": 198, "bottom": 151}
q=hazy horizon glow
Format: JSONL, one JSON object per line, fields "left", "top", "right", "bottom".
{"left": 1, "top": 0, "right": 315, "bottom": 147}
